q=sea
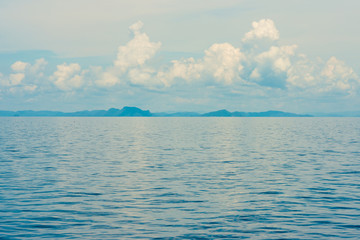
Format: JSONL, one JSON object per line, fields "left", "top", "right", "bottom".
{"left": 0, "top": 117, "right": 359, "bottom": 239}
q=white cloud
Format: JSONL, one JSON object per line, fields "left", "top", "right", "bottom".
{"left": 51, "top": 63, "right": 85, "bottom": 91}
{"left": 9, "top": 73, "right": 25, "bottom": 86}
{"left": 114, "top": 20, "right": 161, "bottom": 73}
{"left": 128, "top": 20, "right": 144, "bottom": 35}
{"left": 286, "top": 56, "right": 359, "bottom": 95}
{"left": 320, "top": 56, "right": 358, "bottom": 93}
{"left": 128, "top": 67, "right": 154, "bottom": 85}
{"left": 96, "top": 71, "right": 120, "bottom": 87}
{"left": 243, "top": 45, "right": 297, "bottom": 88}
{"left": 203, "top": 43, "right": 245, "bottom": 84}
{"left": 1, "top": 59, "right": 48, "bottom": 90}
{"left": 11, "top": 61, "right": 30, "bottom": 72}
{"left": 256, "top": 45, "right": 297, "bottom": 72}
{"left": 321, "top": 57, "right": 356, "bottom": 81}
{"left": 95, "top": 21, "right": 162, "bottom": 88}
{"left": 157, "top": 57, "right": 203, "bottom": 87}
{"left": 91, "top": 66, "right": 120, "bottom": 87}
{"left": 30, "top": 58, "right": 47, "bottom": 76}
{"left": 1, "top": 73, "right": 25, "bottom": 87}
{"left": 286, "top": 55, "right": 317, "bottom": 88}
{"left": 159, "top": 42, "right": 245, "bottom": 86}
{"left": 243, "top": 19, "right": 279, "bottom": 41}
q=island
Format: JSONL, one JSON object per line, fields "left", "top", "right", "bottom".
{"left": 0, "top": 106, "right": 313, "bottom": 117}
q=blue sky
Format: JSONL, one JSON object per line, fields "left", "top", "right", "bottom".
{"left": 0, "top": 0, "right": 359, "bottom": 113}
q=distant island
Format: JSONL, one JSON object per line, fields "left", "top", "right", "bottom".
{"left": 0, "top": 106, "right": 314, "bottom": 117}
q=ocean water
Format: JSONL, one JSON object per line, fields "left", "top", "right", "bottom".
{"left": 0, "top": 117, "right": 359, "bottom": 239}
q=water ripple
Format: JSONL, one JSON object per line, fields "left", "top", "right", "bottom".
{"left": 0, "top": 117, "right": 359, "bottom": 239}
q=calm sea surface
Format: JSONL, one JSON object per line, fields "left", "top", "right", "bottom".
{"left": 0, "top": 117, "right": 359, "bottom": 239}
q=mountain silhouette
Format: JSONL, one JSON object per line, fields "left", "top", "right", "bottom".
{"left": 105, "top": 107, "right": 152, "bottom": 116}
{"left": 202, "top": 109, "right": 232, "bottom": 117}
{"left": 0, "top": 107, "right": 313, "bottom": 117}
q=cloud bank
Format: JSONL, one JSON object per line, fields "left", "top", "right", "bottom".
{"left": 1, "top": 19, "right": 359, "bottom": 110}
{"left": 0, "top": 58, "right": 47, "bottom": 94}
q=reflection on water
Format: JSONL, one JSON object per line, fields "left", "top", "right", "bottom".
{"left": 0, "top": 117, "right": 359, "bottom": 239}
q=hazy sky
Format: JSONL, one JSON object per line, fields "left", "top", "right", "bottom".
{"left": 0, "top": 0, "right": 359, "bottom": 113}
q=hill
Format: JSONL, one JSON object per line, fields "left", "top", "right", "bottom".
{"left": 0, "top": 107, "right": 314, "bottom": 117}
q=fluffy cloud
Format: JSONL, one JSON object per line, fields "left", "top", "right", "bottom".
{"left": 0, "top": 68, "right": 40, "bottom": 95}
{"left": 158, "top": 43, "right": 245, "bottom": 86}
{"left": 246, "top": 45, "right": 297, "bottom": 88}
{"left": 157, "top": 57, "right": 202, "bottom": 86}
{"left": 11, "top": 61, "right": 30, "bottom": 72}
{"left": 51, "top": 63, "right": 85, "bottom": 91}
{"left": 256, "top": 45, "right": 297, "bottom": 72}
{"left": 128, "top": 67, "right": 156, "bottom": 86}
{"left": 9, "top": 73, "right": 25, "bottom": 86}
{"left": 96, "top": 71, "right": 119, "bottom": 87}
{"left": 95, "top": 21, "right": 162, "bottom": 87}
{"left": 1, "top": 59, "right": 48, "bottom": 90}
{"left": 11, "top": 58, "right": 47, "bottom": 75}
{"left": 322, "top": 57, "right": 357, "bottom": 82}
{"left": 243, "top": 19, "right": 279, "bottom": 41}
{"left": 29, "top": 58, "right": 47, "bottom": 76}
{"left": 203, "top": 43, "right": 245, "bottom": 84}
{"left": 114, "top": 21, "right": 161, "bottom": 73}
{"left": 286, "top": 56, "right": 359, "bottom": 95}
{"left": 90, "top": 66, "right": 120, "bottom": 87}
{"left": 320, "top": 57, "right": 358, "bottom": 93}
{"left": 0, "top": 73, "right": 23, "bottom": 87}
{"left": 286, "top": 55, "right": 317, "bottom": 88}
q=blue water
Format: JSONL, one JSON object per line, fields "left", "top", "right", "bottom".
{"left": 0, "top": 117, "right": 359, "bottom": 239}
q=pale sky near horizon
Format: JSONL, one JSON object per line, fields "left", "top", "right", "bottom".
{"left": 0, "top": 0, "right": 359, "bottom": 113}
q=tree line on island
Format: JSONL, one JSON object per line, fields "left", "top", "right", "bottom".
{"left": 0, "top": 106, "right": 313, "bottom": 117}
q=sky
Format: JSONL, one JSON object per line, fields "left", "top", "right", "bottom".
{"left": 0, "top": 0, "right": 359, "bottom": 113}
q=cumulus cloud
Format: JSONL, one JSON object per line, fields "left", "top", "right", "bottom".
{"left": 320, "top": 57, "right": 358, "bottom": 93}
{"left": 158, "top": 43, "right": 245, "bottom": 86}
{"left": 11, "top": 61, "right": 30, "bottom": 72}
{"left": 30, "top": 58, "right": 47, "bottom": 76}
{"left": 286, "top": 55, "right": 359, "bottom": 95}
{"left": 245, "top": 45, "right": 297, "bottom": 88}
{"left": 9, "top": 73, "right": 25, "bottom": 86}
{"left": 95, "top": 21, "right": 162, "bottom": 87}
{"left": 203, "top": 43, "right": 245, "bottom": 84}
{"left": 114, "top": 21, "right": 161, "bottom": 73}
{"left": 322, "top": 57, "right": 356, "bottom": 82}
{"left": 0, "top": 70, "right": 39, "bottom": 96}
{"left": 157, "top": 57, "right": 203, "bottom": 86}
{"left": 128, "top": 20, "right": 144, "bottom": 35}
{"left": 286, "top": 55, "right": 317, "bottom": 88}
{"left": 256, "top": 45, "right": 297, "bottom": 72}
{"left": 243, "top": 19, "right": 279, "bottom": 41}
{"left": 0, "top": 59, "right": 48, "bottom": 91}
{"left": 128, "top": 67, "right": 155, "bottom": 85}
{"left": 0, "top": 72, "right": 25, "bottom": 87}
{"left": 96, "top": 71, "right": 119, "bottom": 87}
{"left": 51, "top": 63, "right": 85, "bottom": 91}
